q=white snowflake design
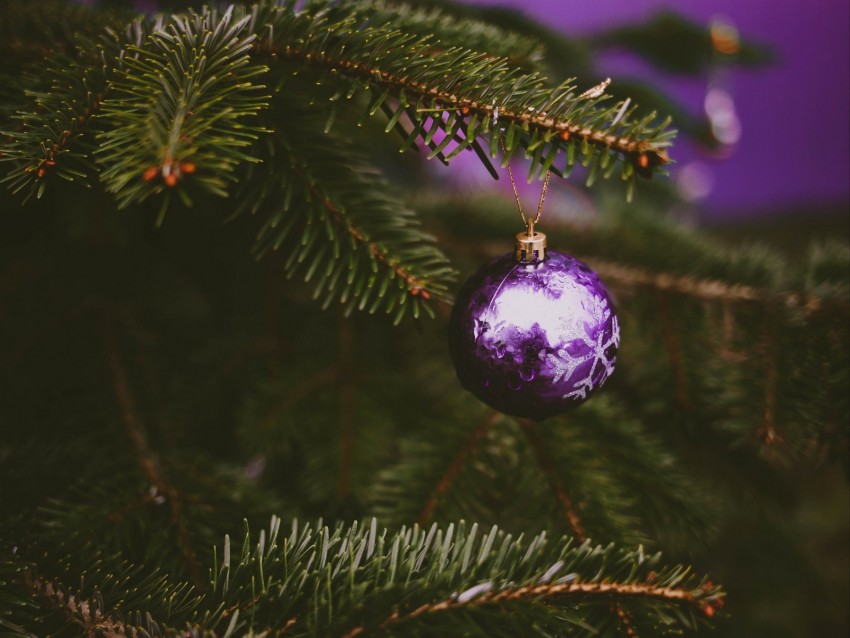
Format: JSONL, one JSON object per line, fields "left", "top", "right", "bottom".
{"left": 543, "top": 311, "right": 620, "bottom": 401}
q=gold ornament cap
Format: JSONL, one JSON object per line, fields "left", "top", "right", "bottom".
{"left": 514, "top": 222, "right": 547, "bottom": 262}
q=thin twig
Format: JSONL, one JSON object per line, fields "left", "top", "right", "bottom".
{"left": 591, "top": 259, "right": 838, "bottom": 314}
{"left": 445, "top": 239, "right": 843, "bottom": 314}
{"left": 417, "top": 411, "right": 500, "bottom": 524}
{"left": 388, "top": 580, "right": 697, "bottom": 620}
{"left": 268, "top": 44, "right": 669, "bottom": 168}
{"left": 30, "top": 575, "right": 140, "bottom": 637}
{"left": 518, "top": 419, "right": 587, "bottom": 541}
{"left": 655, "top": 290, "right": 692, "bottom": 412}
{"left": 286, "top": 157, "right": 437, "bottom": 300}
{"left": 338, "top": 314, "right": 356, "bottom": 499}
{"left": 341, "top": 579, "right": 700, "bottom": 637}
{"left": 22, "top": 89, "right": 107, "bottom": 180}
{"left": 101, "top": 312, "right": 204, "bottom": 590}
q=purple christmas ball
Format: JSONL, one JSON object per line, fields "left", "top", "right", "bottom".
{"left": 448, "top": 251, "right": 619, "bottom": 420}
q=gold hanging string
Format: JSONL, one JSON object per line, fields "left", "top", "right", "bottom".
{"left": 500, "top": 134, "right": 551, "bottom": 235}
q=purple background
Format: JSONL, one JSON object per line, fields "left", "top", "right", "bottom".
{"left": 460, "top": 0, "right": 850, "bottom": 219}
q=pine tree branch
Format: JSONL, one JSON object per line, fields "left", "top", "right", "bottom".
{"left": 416, "top": 411, "right": 499, "bottom": 524}
{"left": 2, "top": 1, "right": 676, "bottom": 208}
{"left": 96, "top": 6, "right": 269, "bottom": 214}
{"left": 0, "top": 62, "right": 110, "bottom": 201}
{"left": 234, "top": 105, "right": 455, "bottom": 322}
{"left": 518, "top": 419, "right": 587, "bottom": 541}
{"left": 290, "top": 159, "right": 437, "bottom": 299}
{"left": 655, "top": 290, "right": 692, "bottom": 412}
{"left": 338, "top": 316, "right": 357, "bottom": 500}
{"left": 211, "top": 517, "right": 722, "bottom": 636}
{"left": 248, "top": 0, "right": 673, "bottom": 193}
{"left": 265, "top": 42, "right": 669, "bottom": 182}
{"left": 0, "top": 8, "right": 147, "bottom": 200}
{"left": 367, "top": 580, "right": 703, "bottom": 634}
{"left": 101, "top": 312, "right": 204, "bottom": 590}
{"left": 29, "top": 576, "right": 139, "bottom": 638}
{"left": 591, "top": 258, "right": 844, "bottom": 314}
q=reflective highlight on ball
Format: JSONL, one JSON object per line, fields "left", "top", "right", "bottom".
{"left": 448, "top": 251, "right": 619, "bottom": 420}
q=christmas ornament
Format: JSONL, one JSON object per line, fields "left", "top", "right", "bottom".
{"left": 448, "top": 158, "right": 619, "bottom": 420}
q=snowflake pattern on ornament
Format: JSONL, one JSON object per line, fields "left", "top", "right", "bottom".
{"left": 543, "top": 301, "right": 620, "bottom": 401}
{"left": 449, "top": 250, "right": 620, "bottom": 420}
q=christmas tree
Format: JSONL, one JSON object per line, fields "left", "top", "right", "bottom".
{"left": 1, "top": 1, "right": 847, "bottom": 636}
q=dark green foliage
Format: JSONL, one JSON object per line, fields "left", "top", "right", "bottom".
{"left": 2, "top": 0, "right": 676, "bottom": 208}
{"left": 0, "top": 2, "right": 847, "bottom": 637}
{"left": 208, "top": 517, "right": 719, "bottom": 637}
{"left": 231, "top": 103, "right": 455, "bottom": 321}
{"left": 0, "top": 517, "right": 720, "bottom": 638}
{"left": 97, "top": 6, "right": 269, "bottom": 213}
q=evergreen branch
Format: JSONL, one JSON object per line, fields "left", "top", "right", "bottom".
{"left": 29, "top": 576, "right": 140, "bottom": 638}
{"left": 102, "top": 312, "right": 204, "bottom": 589}
{"left": 234, "top": 107, "right": 455, "bottom": 322}
{"left": 296, "top": 163, "right": 437, "bottom": 302}
{"left": 96, "top": 6, "right": 269, "bottom": 215}
{"left": 655, "top": 290, "right": 693, "bottom": 411}
{"left": 254, "top": 0, "right": 673, "bottom": 190}
{"left": 0, "top": 60, "right": 110, "bottom": 201}
{"left": 2, "top": 0, "right": 675, "bottom": 209}
{"left": 590, "top": 258, "right": 845, "bottom": 314}
{"left": 370, "top": 579, "right": 702, "bottom": 632}
{"left": 0, "top": 13, "right": 157, "bottom": 200}
{"left": 416, "top": 411, "right": 499, "bottom": 524}
{"left": 0, "top": 0, "right": 125, "bottom": 66}
{"left": 210, "top": 517, "right": 721, "bottom": 637}
{"left": 518, "top": 419, "right": 588, "bottom": 541}
{"left": 0, "top": 544, "right": 204, "bottom": 638}
{"left": 548, "top": 399, "right": 718, "bottom": 553}
{"left": 334, "top": 0, "right": 546, "bottom": 66}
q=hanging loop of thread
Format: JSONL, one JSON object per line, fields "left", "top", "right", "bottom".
{"left": 500, "top": 133, "right": 551, "bottom": 236}
{"left": 500, "top": 133, "right": 550, "bottom": 262}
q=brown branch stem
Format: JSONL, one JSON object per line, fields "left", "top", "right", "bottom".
{"left": 30, "top": 575, "right": 142, "bottom": 637}
{"left": 591, "top": 258, "right": 838, "bottom": 314}
{"left": 338, "top": 314, "right": 356, "bottom": 499}
{"left": 342, "top": 580, "right": 698, "bottom": 638}
{"left": 28, "top": 88, "right": 107, "bottom": 179}
{"left": 101, "top": 312, "right": 204, "bottom": 590}
{"left": 518, "top": 419, "right": 587, "bottom": 541}
{"left": 655, "top": 290, "right": 692, "bottom": 412}
{"left": 266, "top": 43, "right": 668, "bottom": 167}
{"left": 444, "top": 238, "right": 843, "bottom": 314}
{"left": 286, "top": 155, "right": 435, "bottom": 299}
{"left": 417, "top": 411, "right": 499, "bottom": 524}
